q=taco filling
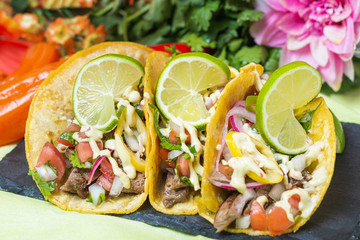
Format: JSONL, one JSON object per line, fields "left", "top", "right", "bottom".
{"left": 206, "top": 67, "right": 333, "bottom": 235}
{"left": 29, "top": 57, "right": 147, "bottom": 206}
{"left": 152, "top": 82, "right": 230, "bottom": 208}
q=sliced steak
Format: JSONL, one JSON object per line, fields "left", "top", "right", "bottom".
{"left": 122, "top": 172, "right": 145, "bottom": 194}
{"left": 209, "top": 170, "right": 231, "bottom": 185}
{"left": 60, "top": 167, "right": 88, "bottom": 199}
{"left": 162, "top": 172, "right": 190, "bottom": 208}
{"left": 214, "top": 189, "right": 256, "bottom": 232}
{"left": 79, "top": 168, "right": 101, "bottom": 182}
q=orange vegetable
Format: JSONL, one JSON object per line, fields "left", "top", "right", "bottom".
{"left": 0, "top": 60, "right": 64, "bottom": 146}
{"left": 266, "top": 206, "right": 294, "bottom": 236}
{"left": 2, "top": 42, "right": 59, "bottom": 84}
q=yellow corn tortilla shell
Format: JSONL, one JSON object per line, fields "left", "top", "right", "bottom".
{"left": 199, "top": 64, "right": 336, "bottom": 235}
{"left": 25, "top": 42, "right": 154, "bottom": 214}
{"left": 144, "top": 51, "right": 200, "bottom": 215}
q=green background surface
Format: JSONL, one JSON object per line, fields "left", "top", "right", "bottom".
{"left": 0, "top": 86, "right": 359, "bottom": 240}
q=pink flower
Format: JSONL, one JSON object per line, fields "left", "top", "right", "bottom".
{"left": 250, "top": 0, "right": 360, "bottom": 91}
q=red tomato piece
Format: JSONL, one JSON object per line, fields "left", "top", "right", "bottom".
{"left": 218, "top": 163, "right": 234, "bottom": 180}
{"left": 99, "top": 158, "right": 114, "bottom": 179}
{"left": 176, "top": 155, "right": 190, "bottom": 178}
{"left": 250, "top": 201, "right": 267, "bottom": 231}
{"left": 96, "top": 174, "right": 113, "bottom": 192}
{"left": 75, "top": 141, "right": 102, "bottom": 163}
{"left": 159, "top": 147, "right": 169, "bottom": 160}
{"left": 168, "top": 129, "right": 191, "bottom": 144}
{"left": 266, "top": 206, "right": 294, "bottom": 236}
{"left": 288, "top": 194, "right": 300, "bottom": 209}
{"left": 56, "top": 123, "right": 81, "bottom": 147}
{"left": 36, "top": 142, "right": 66, "bottom": 184}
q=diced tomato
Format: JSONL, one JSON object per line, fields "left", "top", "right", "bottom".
{"left": 100, "top": 158, "right": 114, "bottom": 179}
{"left": 78, "top": 132, "right": 87, "bottom": 138}
{"left": 56, "top": 123, "right": 81, "bottom": 148}
{"left": 36, "top": 142, "right": 66, "bottom": 184}
{"left": 169, "top": 129, "right": 191, "bottom": 144}
{"left": 64, "top": 123, "right": 81, "bottom": 132}
{"left": 176, "top": 155, "right": 190, "bottom": 178}
{"left": 266, "top": 206, "right": 294, "bottom": 236}
{"left": 250, "top": 201, "right": 267, "bottom": 231}
{"left": 218, "top": 163, "right": 233, "bottom": 180}
{"left": 159, "top": 146, "right": 169, "bottom": 160}
{"left": 75, "top": 141, "right": 102, "bottom": 163}
{"left": 288, "top": 194, "right": 300, "bottom": 209}
{"left": 96, "top": 174, "right": 113, "bottom": 192}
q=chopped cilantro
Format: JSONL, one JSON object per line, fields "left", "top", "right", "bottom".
{"left": 197, "top": 173, "right": 202, "bottom": 182}
{"left": 180, "top": 176, "right": 194, "bottom": 188}
{"left": 69, "top": 150, "right": 92, "bottom": 168}
{"left": 87, "top": 191, "right": 106, "bottom": 205}
{"left": 28, "top": 170, "right": 55, "bottom": 196}
{"left": 137, "top": 77, "right": 144, "bottom": 96}
{"left": 58, "top": 131, "right": 77, "bottom": 146}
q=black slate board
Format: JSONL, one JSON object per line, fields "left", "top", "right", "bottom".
{"left": 1, "top": 123, "right": 360, "bottom": 240}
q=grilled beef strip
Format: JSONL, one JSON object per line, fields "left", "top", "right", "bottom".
{"left": 214, "top": 189, "right": 256, "bottom": 232}
{"left": 162, "top": 172, "right": 190, "bottom": 208}
{"left": 60, "top": 168, "right": 89, "bottom": 199}
{"left": 122, "top": 172, "right": 146, "bottom": 194}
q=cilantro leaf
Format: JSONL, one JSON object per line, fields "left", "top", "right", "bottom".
{"left": 299, "top": 103, "right": 321, "bottom": 133}
{"left": 237, "top": 9, "right": 264, "bottom": 25}
{"left": 28, "top": 170, "right": 55, "bottom": 196}
{"left": 188, "top": 1, "right": 220, "bottom": 32}
{"left": 58, "top": 131, "right": 77, "bottom": 146}
{"left": 180, "top": 176, "right": 194, "bottom": 187}
{"left": 69, "top": 150, "right": 92, "bottom": 169}
{"left": 165, "top": 44, "right": 181, "bottom": 57}
{"left": 181, "top": 33, "right": 216, "bottom": 52}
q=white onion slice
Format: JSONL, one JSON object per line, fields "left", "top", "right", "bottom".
{"left": 89, "top": 183, "right": 105, "bottom": 205}
{"left": 88, "top": 155, "right": 106, "bottom": 185}
{"left": 36, "top": 164, "right": 57, "bottom": 182}
{"left": 235, "top": 215, "right": 251, "bottom": 229}
{"left": 124, "top": 132, "right": 140, "bottom": 152}
{"left": 269, "top": 182, "right": 286, "bottom": 201}
{"left": 168, "top": 150, "right": 183, "bottom": 160}
{"left": 169, "top": 120, "right": 180, "bottom": 134}
{"left": 291, "top": 154, "right": 307, "bottom": 172}
{"left": 109, "top": 176, "right": 123, "bottom": 197}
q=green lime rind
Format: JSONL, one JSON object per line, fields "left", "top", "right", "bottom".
{"left": 155, "top": 52, "right": 230, "bottom": 130}
{"left": 72, "top": 54, "right": 144, "bottom": 132}
{"left": 256, "top": 61, "right": 322, "bottom": 154}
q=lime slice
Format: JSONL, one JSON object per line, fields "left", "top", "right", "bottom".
{"left": 73, "top": 54, "right": 144, "bottom": 131}
{"left": 256, "top": 61, "right": 322, "bottom": 154}
{"left": 155, "top": 52, "right": 230, "bottom": 129}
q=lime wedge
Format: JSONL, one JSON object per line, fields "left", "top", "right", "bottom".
{"left": 73, "top": 54, "right": 144, "bottom": 131}
{"left": 155, "top": 52, "right": 230, "bottom": 129}
{"left": 256, "top": 61, "right": 322, "bottom": 154}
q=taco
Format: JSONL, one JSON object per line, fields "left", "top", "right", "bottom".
{"left": 144, "top": 51, "right": 240, "bottom": 214}
{"left": 199, "top": 63, "right": 336, "bottom": 235}
{"left": 25, "top": 42, "right": 154, "bottom": 214}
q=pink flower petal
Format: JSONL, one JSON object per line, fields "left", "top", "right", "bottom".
{"left": 355, "top": 22, "right": 360, "bottom": 44}
{"left": 250, "top": 12, "right": 287, "bottom": 48}
{"left": 339, "top": 52, "right": 354, "bottom": 61}
{"left": 279, "top": 46, "right": 319, "bottom": 69}
{"left": 331, "top": 0, "right": 352, "bottom": 22}
{"left": 323, "top": 23, "right": 346, "bottom": 45}
{"left": 343, "top": 59, "right": 354, "bottom": 81}
{"left": 310, "top": 36, "right": 329, "bottom": 67}
{"left": 326, "top": 18, "right": 355, "bottom": 55}
{"left": 278, "top": 0, "right": 307, "bottom": 12}
{"left": 264, "top": 0, "right": 287, "bottom": 12}
{"left": 277, "top": 13, "right": 307, "bottom": 36}
{"left": 254, "top": 0, "right": 273, "bottom": 14}
{"left": 287, "top": 34, "right": 312, "bottom": 50}
{"left": 349, "top": 0, "right": 360, "bottom": 21}
{"left": 318, "top": 52, "right": 344, "bottom": 91}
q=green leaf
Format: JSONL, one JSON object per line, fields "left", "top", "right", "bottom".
{"left": 299, "top": 103, "right": 321, "bottom": 133}
{"left": 330, "top": 109, "right": 345, "bottom": 154}
{"left": 188, "top": 0, "right": 220, "bottom": 32}
{"left": 264, "top": 48, "right": 281, "bottom": 73}
{"left": 164, "top": 45, "right": 181, "bottom": 57}
{"left": 237, "top": 9, "right": 264, "bottom": 25}
{"left": 69, "top": 150, "right": 92, "bottom": 169}
{"left": 11, "top": 0, "right": 29, "bottom": 13}
{"left": 143, "top": 0, "right": 172, "bottom": 23}
{"left": 58, "top": 131, "right": 77, "bottom": 146}
{"left": 234, "top": 46, "right": 268, "bottom": 67}
{"left": 28, "top": 170, "right": 55, "bottom": 196}
{"left": 181, "top": 33, "right": 216, "bottom": 52}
